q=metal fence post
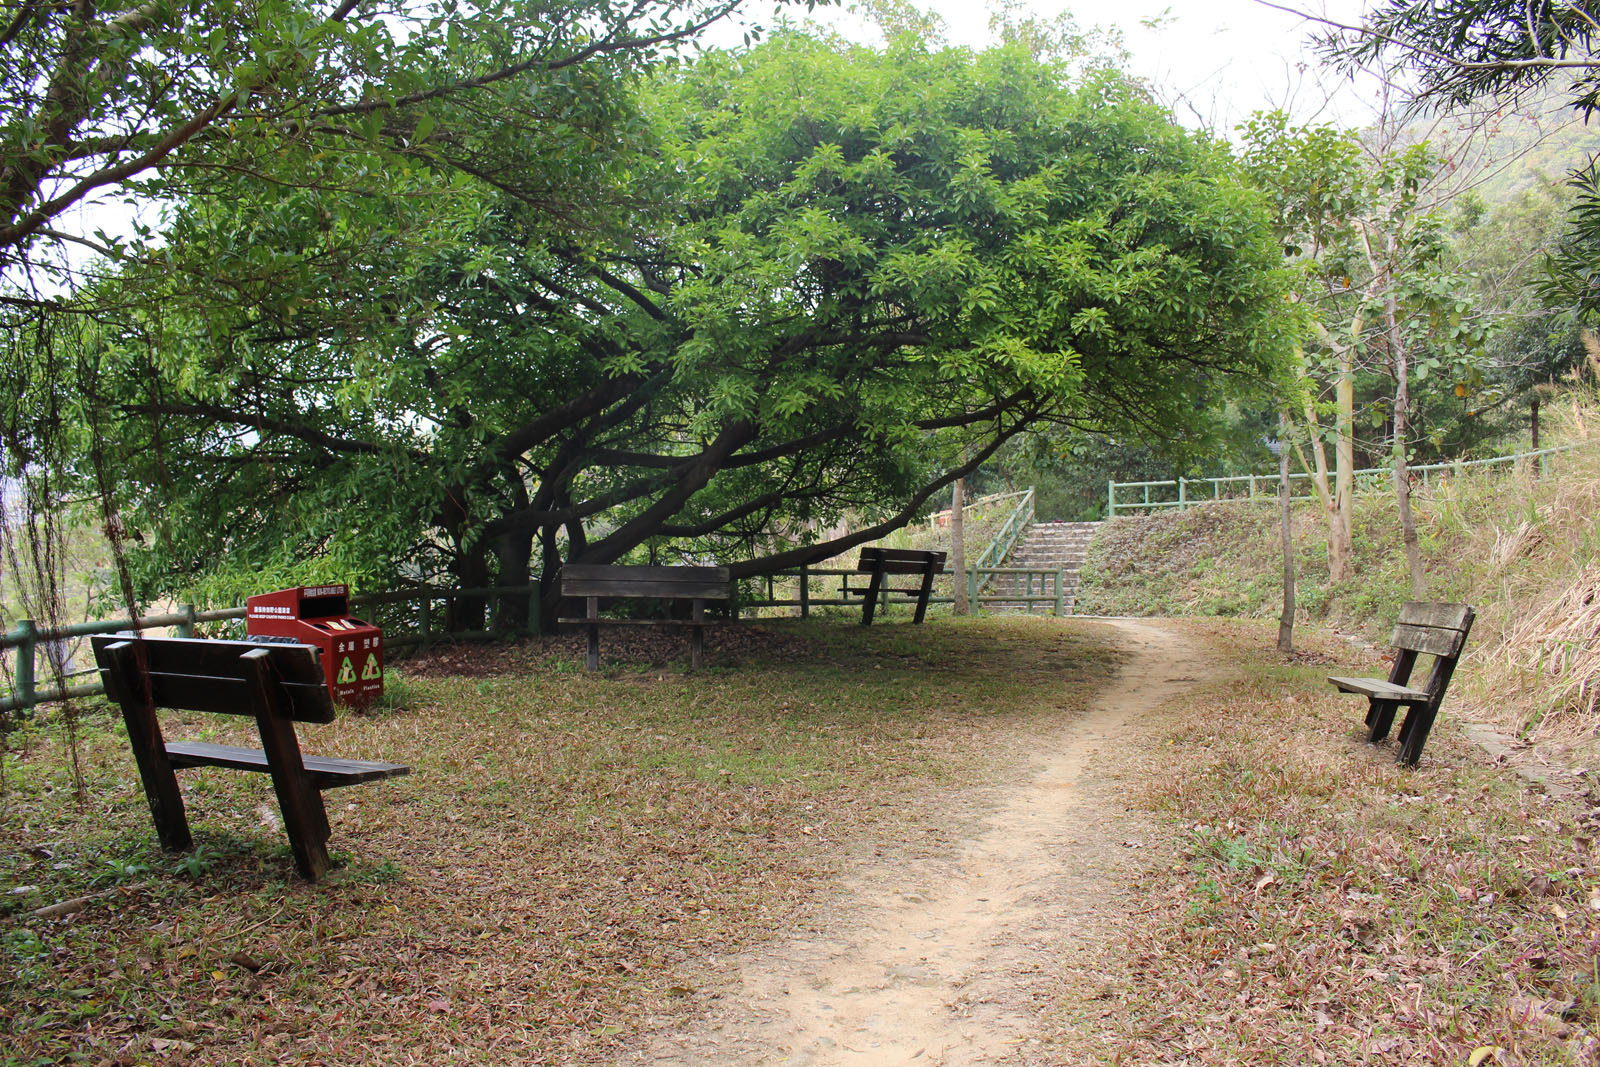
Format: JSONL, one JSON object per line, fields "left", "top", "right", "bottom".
{"left": 13, "top": 619, "right": 36, "bottom": 714}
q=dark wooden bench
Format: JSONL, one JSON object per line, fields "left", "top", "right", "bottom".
{"left": 91, "top": 634, "right": 408, "bottom": 881}
{"left": 558, "top": 564, "right": 731, "bottom": 671}
{"left": 1328, "top": 601, "right": 1476, "bottom": 766}
{"left": 848, "top": 548, "right": 947, "bottom": 625}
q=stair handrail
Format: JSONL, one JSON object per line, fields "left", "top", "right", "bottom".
{"left": 971, "top": 487, "right": 1034, "bottom": 590}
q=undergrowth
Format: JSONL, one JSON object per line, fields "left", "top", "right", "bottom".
{"left": 1075, "top": 386, "right": 1600, "bottom": 740}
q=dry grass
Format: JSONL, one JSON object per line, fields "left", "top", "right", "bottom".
{"left": 1039, "top": 619, "right": 1600, "bottom": 1067}
{"left": 0, "top": 616, "right": 1120, "bottom": 1066}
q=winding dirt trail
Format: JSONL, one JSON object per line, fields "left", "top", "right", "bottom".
{"left": 622, "top": 619, "right": 1214, "bottom": 1066}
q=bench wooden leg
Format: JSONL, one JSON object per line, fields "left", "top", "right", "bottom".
{"left": 1367, "top": 699, "right": 1401, "bottom": 742}
{"left": 690, "top": 599, "right": 705, "bottom": 671}
{"left": 243, "top": 650, "right": 331, "bottom": 881}
{"left": 586, "top": 596, "right": 600, "bottom": 672}
{"left": 1395, "top": 704, "right": 1438, "bottom": 766}
{"left": 861, "top": 571, "right": 884, "bottom": 626}
{"left": 912, "top": 562, "right": 937, "bottom": 624}
{"left": 107, "top": 642, "right": 193, "bottom": 853}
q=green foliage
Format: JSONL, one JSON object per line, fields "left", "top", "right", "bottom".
{"left": 1239, "top": 111, "right": 1497, "bottom": 468}
{"left": 23, "top": 31, "right": 1291, "bottom": 623}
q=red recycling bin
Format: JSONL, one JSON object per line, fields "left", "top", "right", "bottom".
{"left": 245, "top": 584, "right": 383, "bottom": 708}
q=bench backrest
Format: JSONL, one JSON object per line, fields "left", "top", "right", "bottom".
{"left": 857, "top": 548, "right": 947, "bottom": 575}
{"left": 91, "top": 634, "right": 336, "bottom": 724}
{"left": 1390, "top": 602, "right": 1475, "bottom": 659}
{"left": 560, "top": 564, "right": 731, "bottom": 600}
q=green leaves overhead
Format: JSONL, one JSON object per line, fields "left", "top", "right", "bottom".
{"left": 34, "top": 27, "right": 1291, "bottom": 617}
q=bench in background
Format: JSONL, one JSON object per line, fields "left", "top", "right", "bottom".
{"left": 848, "top": 548, "right": 947, "bottom": 625}
{"left": 558, "top": 564, "right": 731, "bottom": 671}
{"left": 92, "top": 634, "right": 408, "bottom": 881}
{"left": 1328, "top": 601, "right": 1476, "bottom": 766}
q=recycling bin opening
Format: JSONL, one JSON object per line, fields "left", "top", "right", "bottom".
{"left": 246, "top": 584, "right": 383, "bottom": 708}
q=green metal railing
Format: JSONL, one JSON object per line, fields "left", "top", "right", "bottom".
{"left": 969, "top": 487, "right": 1035, "bottom": 595}
{"left": 1106, "top": 442, "right": 1590, "bottom": 517}
{"left": 2, "top": 556, "right": 1078, "bottom": 714}
{"left": 0, "top": 584, "right": 540, "bottom": 716}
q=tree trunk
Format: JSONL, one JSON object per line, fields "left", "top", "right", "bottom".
{"left": 1334, "top": 334, "right": 1356, "bottom": 578}
{"left": 1291, "top": 348, "right": 1349, "bottom": 582}
{"left": 951, "top": 477, "right": 968, "bottom": 615}
{"left": 446, "top": 540, "right": 490, "bottom": 632}
{"left": 1277, "top": 414, "right": 1296, "bottom": 654}
{"left": 493, "top": 532, "right": 533, "bottom": 631}
{"left": 1385, "top": 265, "right": 1427, "bottom": 599}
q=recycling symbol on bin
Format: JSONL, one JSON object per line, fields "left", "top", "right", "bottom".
{"left": 336, "top": 656, "right": 356, "bottom": 685}
{"left": 361, "top": 653, "right": 381, "bottom": 681}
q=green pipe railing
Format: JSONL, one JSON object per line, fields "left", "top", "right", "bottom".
{"left": 1106, "top": 442, "right": 1590, "bottom": 517}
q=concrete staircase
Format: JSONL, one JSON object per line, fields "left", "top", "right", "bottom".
{"left": 986, "top": 521, "right": 1102, "bottom": 614}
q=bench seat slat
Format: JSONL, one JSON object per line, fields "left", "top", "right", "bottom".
{"left": 557, "top": 617, "right": 730, "bottom": 627}
{"left": 1327, "top": 676, "right": 1432, "bottom": 704}
{"left": 165, "top": 741, "right": 409, "bottom": 788}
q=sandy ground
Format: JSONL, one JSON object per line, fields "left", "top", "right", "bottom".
{"left": 618, "top": 618, "right": 1214, "bottom": 1066}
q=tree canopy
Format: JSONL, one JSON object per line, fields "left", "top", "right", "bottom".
{"left": 0, "top": 0, "right": 773, "bottom": 301}
{"left": 25, "top": 31, "right": 1293, "bottom": 627}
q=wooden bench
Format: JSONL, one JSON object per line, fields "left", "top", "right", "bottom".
{"left": 848, "top": 548, "right": 947, "bottom": 625}
{"left": 91, "top": 634, "right": 408, "bottom": 881}
{"left": 558, "top": 564, "right": 731, "bottom": 671}
{"left": 1328, "top": 601, "right": 1476, "bottom": 766}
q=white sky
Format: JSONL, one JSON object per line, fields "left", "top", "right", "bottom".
{"left": 724, "top": 0, "right": 1380, "bottom": 135}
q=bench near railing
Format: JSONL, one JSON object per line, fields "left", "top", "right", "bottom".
{"left": 557, "top": 564, "right": 732, "bottom": 671}
{"left": 92, "top": 634, "right": 408, "bottom": 881}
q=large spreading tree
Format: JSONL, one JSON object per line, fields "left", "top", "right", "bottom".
{"left": 52, "top": 32, "right": 1292, "bottom": 628}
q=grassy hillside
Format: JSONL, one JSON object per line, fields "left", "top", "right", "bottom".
{"left": 1077, "top": 387, "right": 1600, "bottom": 741}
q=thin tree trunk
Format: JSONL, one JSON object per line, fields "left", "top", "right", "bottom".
{"left": 1384, "top": 260, "right": 1427, "bottom": 598}
{"left": 951, "top": 477, "right": 968, "bottom": 615}
{"left": 1335, "top": 330, "right": 1357, "bottom": 576}
{"left": 1292, "top": 346, "right": 1349, "bottom": 582}
{"left": 1277, "top": 414, "right": 1296, "bottom": 653}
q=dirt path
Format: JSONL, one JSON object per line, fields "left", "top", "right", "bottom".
{"left": 621, "top": 619, "right": 1213, "bottom": 1066}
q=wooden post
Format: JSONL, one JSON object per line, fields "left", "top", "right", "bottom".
{"left": 1054, "top": 568, "right": 1065, "bottom": 616}
{"left": 1277, "top": 419, "right": 1296, "bottom": 654}
{"left": 178, "top": 605, "right": 196, "bottom": 639}
{"left": 951, "top": 478, "right": 968, "bottom": 616}
{"left": 799, "top": 566, "right": 810, "bottom": 619}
